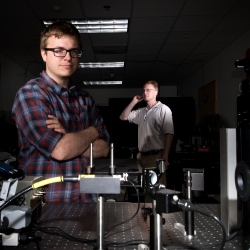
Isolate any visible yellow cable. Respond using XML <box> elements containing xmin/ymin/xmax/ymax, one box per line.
<box><xmin>31</xmin><ymin>175</ymin><xmax>96</xmax><ymax>189</ymax></box>
<box><xmin>79</xmin><ymin>174</ymin><xmax>95</xmax><ymax>178</ymax></box>
<box><xmin>32</xmin><ymin>176</ymin><xmax>64</xmax><ymax>189</ymax></box>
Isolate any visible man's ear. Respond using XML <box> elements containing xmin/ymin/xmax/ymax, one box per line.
<box><xmin>41</xmin><ymin>49</ymin><xmax>47</xmax><ymax>63</ymax></box>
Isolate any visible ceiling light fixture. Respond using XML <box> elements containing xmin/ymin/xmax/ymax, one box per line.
<box><xmin>78</xmin><ymin>62</ymin><xmax>124</xmax><ymax>68</ymax></box>
<box><xmin>83</xmin><ymin>81</ymin><xmax>122</xmax><ymax>85</ymax></box>
<box><xmin>43</xmin><ymin>19</ymin><xmax>128</xmax><ymax>33</ymax></box>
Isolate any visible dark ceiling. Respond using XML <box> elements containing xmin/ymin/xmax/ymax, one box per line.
<box><xmin>1</xmin><ymin>0</ymin><xmax>250</xmax><ymax>89</ymax></box>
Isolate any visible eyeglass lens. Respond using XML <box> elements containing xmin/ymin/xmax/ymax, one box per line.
<box><xmin>53</xmin><ymin>48</ymin><xmax>82</xmax><ymax>58</ymax></box>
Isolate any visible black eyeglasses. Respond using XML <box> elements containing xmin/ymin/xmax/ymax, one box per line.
<box><xmin>44</xmin><ymin>48</ymin><xmax>83</xmax><ymax>58</ymax></box>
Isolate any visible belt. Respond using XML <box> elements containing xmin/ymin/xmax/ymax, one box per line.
<box><xmin>140</xmin><ymin>149</ymin><xmax>163</xmax><ymax>156</ymax></box>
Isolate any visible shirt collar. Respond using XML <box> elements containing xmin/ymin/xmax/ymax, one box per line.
<box><xmin>40</xmin><ymin>71</ymin><xmax>76</xmax><ymax>96</ymax></box>
<box><xmin>146</xmin><ymin>101</ymin><xmax>161</xmax><ymax>111</ymax></box>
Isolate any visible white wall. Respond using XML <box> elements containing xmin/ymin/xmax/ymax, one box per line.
<box><xmin>180</xmin><ymin>30</ymin><xmax>250</xmax><ymax>128</ymax></box>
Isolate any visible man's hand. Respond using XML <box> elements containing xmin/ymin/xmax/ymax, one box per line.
<box><xmin>164</xmin><ymin>158</ymin><xmax>169</xmax><ymax>169</ymax></box>
<box><xmin>51</xmin><ymin>126</ymin><xmax>99</xmax><ymax>161</ymax></box>
<box><xmin>46</xmin><ymin>115</ymin><xmax>66</xmax><ymax>134</ymax></box>
<box><xmin>133</xmin><ymin>95</ymin><xmax>143</xmax><ymax>104</ymax></box>
<box><xmin>120</xmin><ymin>95</ymin><xmax>143</xmax><ymax>120</ymax></box>
<box><xmin>162</xmin><ymin>152</ymin><xmax>170</xmax><ymax>169</ymax></box>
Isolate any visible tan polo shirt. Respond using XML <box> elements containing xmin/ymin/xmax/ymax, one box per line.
<box><xmin>128</xmin><ymin>101</ymin><xmax>174</xmax><ymax>152</ymax></box>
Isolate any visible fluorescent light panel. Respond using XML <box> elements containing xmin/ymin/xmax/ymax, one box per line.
<box><xmin>43</xmin><ymin>20</ymin><xmax>128</xmax><ymax>33</ymax></box>
<box><xmin>84</xmin><ymin>81</ymin><xmax>122</xmax><ymax>85</ymax></box>
<box><xmin>79</xmin><ymin>62</ymin><xmax>124</xmax><ymax>68</ymax></box>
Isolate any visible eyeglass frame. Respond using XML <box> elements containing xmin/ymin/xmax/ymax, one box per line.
<box><xmin>43</xmin><ymin>48</ymin><xmax>83</xmax><ymax>58</ymax></box>
<box><xmin>141</xmin><ymin>88</ymin><xmax>157</xmax><ymax>93</ymax></box>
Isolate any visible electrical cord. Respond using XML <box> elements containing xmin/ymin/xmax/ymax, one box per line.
<box><xmin>0</xmin><ymin>175</ymin><xmax>91</xmax><ymax>212</ymax></box>
<box><xmin>31</xmin><ymin>188</ymin><xmax>234</xmax><ymax>249</ymax></box>
<box><xmin>32</xmin><ymin>224</ymin><xmax>148</xmax><ymax>248</ymax></box>
<box><xmin>0</xmin><ymin>175</ymin><xmax>229</xmax><ymax>249</ymax></box>
<box><xmin>226</xmin><ymin>226</ymin><xmax>242</xmax><ymax>242</ymax></box>
<box><xmin>5</xmin><ymin>175</ymin><xmax>230</xmax><ymax>249</ymax></box>
<box><xmin>0</xmin><ymin>175</ymin><xmax>144</xmax><ymax>248</ymax></box>
<box><xmin>163</xmin><ymin>244</ymin><xmax>222</xmax><ymax>249</ymax></box>
<box><xmin>16</xmin><ymin>194</ymin><xmax>26</xmax><ymax>206</ymax></box>
<box><xmin>0</xmin><ymin>185</ymin><xmax>33</xmax><ymax>212</ymax></box>
<box><xmin>105</xmin><ymin>239</ymin><xmax>149</xmax><ymax>248</ymax></box>
<box><xmin>19</xmin><ymin>229</ymin><xmax>42</xmax><ymax>249</ymax></box>
<box><xmin>29</xmin><ymin>177</ymin><xmax>143</xmax><ymax>249</ymax></box>
<box><xmin>177</xmin><ymin>199</ymin><xmax>227</xmax><ymax>250</ymax></box>
<box><xmin>32</xmin><ymin>223</ymin><xmax>96</xmax><ymax>246</ymax></box>
<box><xmin>104</xmin><ymin>179</ymin><xmax>148</xmax><ymax>248</ymax></box>
<box><xmin>104</xmin><ymin>179</ymin><xmax>140</xmax><ymax>238</ymax></box>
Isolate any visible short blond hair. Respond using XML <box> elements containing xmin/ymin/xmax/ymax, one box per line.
<box><xmin>40</xmin><ymin>20</ymin><xmax>82</xmax><ymax>49</ymax></box>
<box><xmin>143</xmin><ymin>80</ymin><xmax>158</xmax><ymax>90</ymax></box>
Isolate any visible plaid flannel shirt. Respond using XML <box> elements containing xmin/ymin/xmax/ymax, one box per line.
<box><xmin>12</xmin><ymin>71</ymin><xmax>110</xmax><ymax>202</ymax></box>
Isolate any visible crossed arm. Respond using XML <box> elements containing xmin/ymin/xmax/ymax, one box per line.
<box><xmin>46</xmin><ymin>115</ymin><xmax>109</xmax><ymax>161</ymax></box>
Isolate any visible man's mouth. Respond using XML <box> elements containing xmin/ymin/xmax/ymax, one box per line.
<box><xmin>61</xmin><ymin>64</ymin><xmax>72</xmax><ymax>68</ymax></box>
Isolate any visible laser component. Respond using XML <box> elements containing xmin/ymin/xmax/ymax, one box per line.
<box><xmin>109</xmin><ymin>143</ymin><xmax>116</xmax><ymax>175</ymax></box>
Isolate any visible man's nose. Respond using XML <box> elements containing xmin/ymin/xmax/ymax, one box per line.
<box><xmin>64</xmin><ymin>51</ymin><xmax>72</xmax><ymax>59</ymax></box>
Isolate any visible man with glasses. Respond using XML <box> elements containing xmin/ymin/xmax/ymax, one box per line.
<box><xmin>12</xmin><ymin>21</ymin><xmax>110</xmax><ymax>202</ymax></box>
<box><xmin>119</xmin><ymin>80</ymin><xmax>174</xmax><ymax>186</ymax></box>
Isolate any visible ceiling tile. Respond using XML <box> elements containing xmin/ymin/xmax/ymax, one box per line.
<box><xmin>129</xmin><ymin>32</ymin><xmax>168</xmax><ymax>45</ymax></box>
<box><xmin>0</xmin><ymin>0</ymin><xmax>250</xmax><ymax>88</ymax></box>
<box><xmin>130</xmin><ymin>17</ymin><xmax>176</xmax><ymax>33</ymax></box>
<box><xmin>166</xmin><ymin>31</ymin><xmax>208</xmax><ymax>43</ymax></box>
<box><xmin>90</xmin><ymin>34</ymin><xmax>128</xmax><ymax>46</ymax></box>
<box><xmin>173</xmin><ymin>16</ymin><xmax>223</xmax><ymax>31</ymax></box>
<box><xmin>127</xmin><ymin>43</ymin><xmax>162</xmax><ymax>55</ymax></box>
<box><xmin>27</xmin><ymin>0</ymin><xmax>84</xmax><ymax>19</ymax></box>
<box><xmin>82</xmin><ymin>0</ymin><xmax>132</xmax><ymax>17</ymax></box>
<box><xmin>132</xmin><ymin>0</ymin><xmax>186</xmax><ymax>17</ymax></box>
<box><xmin>181</xmin><ymin>0</ymin><xmax>238</xmax><ymax>15</ymax></box>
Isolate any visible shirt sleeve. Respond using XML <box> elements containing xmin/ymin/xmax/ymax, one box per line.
<box><xmin>85</xmin><ymin>93</ymin><xmax>110</xmax><ymax>144</ymax></box>
<box><xmin>127</xmin><ymin>108</ymin><xmax>142</xmax><ymax>124</ymax></box>
<box><xmin>12</xmin><ymin>84</ymin><xmax>62</xmax><ymax>159</ymax></box>
<box><xmin>161</xmin><ymin>105</ymin><xmax>174</xmax><ymax>135</ymax></box>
